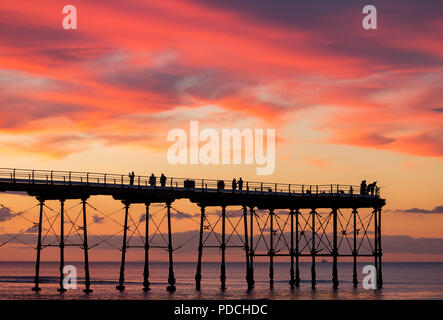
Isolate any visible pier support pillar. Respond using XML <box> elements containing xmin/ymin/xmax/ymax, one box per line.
<box><xmin>220</xmin><ymin>205</ymin><xmax>227</xmax><ymax>291</ymax></box>
<box><xmin>311</xmin><ymin>209</ymin><xmax>317</xmax><ymax>289</ymax></box>
<box><xmin>378</xmin><ymin>208</ymin><xmax>383</xmax><ymax>288</ymax></box>
<box><xmin>332</xmin><ymin>208</ymin><xmax>339</xmax><ymax>289</ymax></box>
<box><xmin>373</xmin><ymin>207</ymin><xmax>379</xmax><ymax>289</ymax></box>
<box><xmin>57</xmin><ymin>199</ymin><xmax>66</xmax><ymax>293</ymax></box>
<box><xmin>82</xmin><ymin>198</ymin><xmax>92</xmax><ymax>293</ymax></box>
<box><xmin>248</xmin><ymin>207</ymin><xmax>255</xmax><ymax>290</ymax></box>
<box><xmin>143</xmin><ymin>203</ymin><xmax>151</xmax><ymax>292</ymax></box>
<box><xmin>289</xmin><ymin>209</ymin><xmax>295</xmax><ymax>289</ymax></box>
<box><xmin>32</xmin><ymin>199</ymin><xmax>44</xmax><ymax>292</ymax></box>
<box><xmin>352</xmin><ymin>208</ymin><xmax>358</xmax><ymax>287</ymax></box>
<box><xmin>269</xmin><ymin>209</ymin><xmax>274</xmax><ymax>289</ymax></box>
<box><xmin>195</xmin><ymin>205</ymin><xmax>205</xmax><ymax>290</ymax></box>
<box><xmin>295</xmin><ymin>209</ymin><xmax>300</xmax><ymax>287</ymax></box>
<box><xmin>116</xmin><ymin>201</ymin><xmax>130</xmax><ymax>291</ymax></box>
<box><xmin>166</xmin><ymin>202</ymin><xmax>176</xmax><ymax>292</ymax></box>
<box><xmin>243</xmin><ymin>205</ymin><xmax>250</xmax><ymax>290</ymax></box>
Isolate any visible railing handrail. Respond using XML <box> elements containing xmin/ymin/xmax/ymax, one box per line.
<box><xmin>0</xmin><ymin>167</ymin><xmax>381</xmax><ymax>197</ymax></box>
<box><xmin>0</xmin><ymin>167</ymin><xmax>358</xmax><ymax>186</ymax></box>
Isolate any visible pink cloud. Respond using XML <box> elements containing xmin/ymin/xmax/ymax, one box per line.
<box><xmin>0</xmin><ymin>0</ymin><xmax>441</xmax><ymax>159</ymax></box>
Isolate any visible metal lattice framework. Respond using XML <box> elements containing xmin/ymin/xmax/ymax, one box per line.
<box><xmin>0</xmin><ymin>168</ymin><xmax>385</xmax><ymax>293</ymax></box>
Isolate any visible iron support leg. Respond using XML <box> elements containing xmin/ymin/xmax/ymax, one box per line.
<box><xmin>353</xmin><ymin>208</ymin><xmax>358</xmax><ymax>287</ymax></box>
<box><xmin>166</xmin><ymin>202</ymin><xmax>176</xmax><ymax>292</ymax></box>
<box><xmin>289</xmin><ymin>209</ymin><xmax>295</xmax><ymax>289</ymax></box>
<box><xmin>332</xmin><ymin>208</ymin><xmax>339</xmax><ymax>289</ymax></box>
<box><xmin>57</xmin><ymin>199</ymin><xmax>66</xmax><ymax>293</ymax></box>
<box><xmin>220</xmin><ymin>205</ymin><xmax>227</xmax><ymax>290</ymax></box>
<box><xmin>195</xmin><ymin>205</ymin><xmax>205</xmax><ymax>290</ymax></box>
<box><xmin>295</xmin><ymin>209</ymin><xmax>300</xmax><ymax>287</ymax></box>
<box><xmin>82</xmin><ymin>199</ymin><xmax>92</xmax><ymax>293</ymax></box>
<box><xmin>243</xmin><ymin>205</ymin><xmax>250</xmax><ymax>290</ymax></box>
<box><xmin>374</xmin><ymin>208</ymin><xmax>379</xmax><ymax>289</ymax></box>
<box><xmin>143</xmin><ymin>203</ymin><xmax>151</xmax><ymax>291</ymax></box>
<box><xmin>116</xmin><ymin>201</ymin><xmax>130</xmax><ymax>291</ymax></box>
<box><xmin>311</xmin><ymin>209</ymin><xmax>316</xmax><ymax>289</ymax></box>
<box><xmin>249</xmin><ymin>207</ymin><xmax>255</xmax><ymax>289</ymax></box>
<box><xmin>378</xmin><ymin>208</ymin><xmax>383</xmax><ymax>288</ymax></box>
<box><xmin>32</xmin><ymin>200</ymin><xmax>44</xmax><ymax>292</ymax></box>
<box><xmin>269</xmin><ymin>209</ymin><xmax>274</xmax><ymax>289</ymax></box>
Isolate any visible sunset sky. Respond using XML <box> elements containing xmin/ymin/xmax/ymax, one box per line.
<box><xmin>0</xmin><ymin>0</ymin><xmax>442</xmax><ymax>262</ymax></box>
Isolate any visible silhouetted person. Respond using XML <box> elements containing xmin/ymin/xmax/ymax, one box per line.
<box><xmin>149</xmin><ymin>173</ymin><xmax>156</xmax><ymax>187</ymax></box>
<box><xmin>367</xmin><ymin>182</ymin><xmax>372</xmax><ymax>195</ymax></box>
<box><xmin>368</xmin><ymin>181</ymin><xmax>377</xmax><ymax>196</ymax></box>
<box><xmin>238</xmin><ymin>177</ymin><xmax>243</xmax><ymax>191</ymax></box>
<box><xmin>160</xmin><ymin>173</ymin><xmax>167</xmax><ymax>187</ymax></box>
<box><xmin>372</xmin><ymin>181</ymin><xmax>377</xmax><ymax>195</ymax></box>
<box><xmin>129</xmin><ymin>172</ymin><xmax>135</xmax><ymax>185</ymax></box>
<box><xmin>232</xmin><ymin>178</ymin><xmax>237</xmax><ymax>191</ymax></box>
<box><xmin>360</xmin><ymin>180</ymin><xmax>367</xmax><ymax>195</ymax></box>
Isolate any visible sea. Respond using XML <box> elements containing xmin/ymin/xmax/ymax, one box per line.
<box><xmin>0</xmin><ymin>261</ymin><xmax>442</xmax><ymax>300</ymax></box>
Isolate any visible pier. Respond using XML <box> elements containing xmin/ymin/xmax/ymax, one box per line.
<box><xmin>0</xmin><ymin>168</ymin><xmax>385</xmax><ymax>292</ymax></box>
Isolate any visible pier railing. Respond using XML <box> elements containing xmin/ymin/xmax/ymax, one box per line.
<box><xmin>0</xmin><ymin>168</ymin><xmax>380</xmax><ymax>197</ymax></box>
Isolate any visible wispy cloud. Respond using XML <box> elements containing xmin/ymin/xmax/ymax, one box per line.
<box><xmin>0</xmin><ymin>207</ymin><xmax>14</xmax><ymax>222</ymax></box>
<box><xmin>92</xmin><ymin>215</ymin><xmax>105</xmax><ymax>224</ymax></box>
<box><xmin>387</xmin><ymin>206</ymin><xmax>443</xmax><ymax>214</ymax></box>
<box><xmin>0</xmin><ymin>0</ymin><xmax>441</xmax><ymax>159</ymax></box>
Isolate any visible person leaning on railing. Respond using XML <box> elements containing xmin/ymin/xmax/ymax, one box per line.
<box><xmin>129</xmin><ymin>172</ymin><xmax>135</xmax><ymax>185</ymax></box>
<box><xmin>360</xmin><ymin>180</ymin><xmax>367</xmax><ymax>195</ymax></box>
<box><xmin>367</xmin><ymin>181</ymin><xmax>377</xmax><ymax>196</ymax></box>
<box><xmin>149</xmin><ymin>173</ymin><xmax>156</xmax><ymax>187</ymax></box>
<box><xmin>232</xmin><ymin>178</ymin><xmax>237</xmax><ymax>191</ymax></box>
<box><xmin>238</xmin><ymin>178</ymin><xmax>243</xmax><ymax>191</ymax></box>
<box><xmin>160</xmin><ymin>174</ymin><xmax>166</xmax><ymax>188</ymax></box>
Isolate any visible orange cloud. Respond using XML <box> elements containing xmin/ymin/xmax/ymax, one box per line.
<box><xmin>0</xmin><ymin>0</ymin><xmax>441</xmax><ymax>159</ymax></box>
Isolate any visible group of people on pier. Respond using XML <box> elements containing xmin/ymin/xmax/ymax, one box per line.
<box><xmin>360</xmin><ymin>180</ymin><xmax>377</xmax><ymax>196</ymax></box>
<box><xmin>217</xmin><ymin>178</ymin><xmax>244</xmax><ymax>190</ymax></box>
<box><xmin>128</xmin><ymin>172</ymin><xmax>167</xmax><ymax>187</ymax></box>
<box><xmin>231</xmin><ymin>177</ymin><xmax>244</xmax><ymax>191</ymax></box>
<box><xmin>129</xmin><ymin>172</ymin><xmax>376</xmax><ymax>196</ymax></box>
